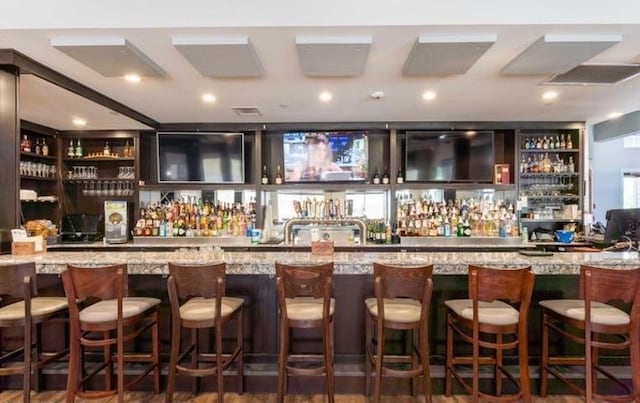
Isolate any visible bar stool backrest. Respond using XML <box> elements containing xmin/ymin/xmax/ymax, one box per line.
<box><xmin>372</xmin><ymin>263</ymin><xmax>433</xmax><ymax>302</ymax></box>
<box><xmin>275</xmin><ymin>262</ymin><xmax>334</xmax><ymax>299</ymax></box>
<box><xmin>579</xmin><ymin>265</ymin><xmax>640</xmax><ymax>306</ymax></box>
<box><xmin>0</xmin><ymin>262</ymin><xmax>37</xmax><ymax>299</ymax></box>
<box><xmin>468</xmin><ymin>264</ymin><xmax>534</xmax><ymax>305</ymax></box>
<box><xmin>63</xmin><ymin>264</ymin><xmax>128</xmax><ymax>302</ymax></box>
<box><xmin>168</xmin><ymin>262</ymin><xmax>226</xmax><ymax>299</ymax></box>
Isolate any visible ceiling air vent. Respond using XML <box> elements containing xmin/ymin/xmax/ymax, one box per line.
<box><xmin>544</xmin><ymin>63</ymin><xmax>640</xmax><ymax>85</ymax></box>
<box><xmin>232</xmin><ymin>106</ymin><xmax>262</xmax><ymax>116</ymax></box>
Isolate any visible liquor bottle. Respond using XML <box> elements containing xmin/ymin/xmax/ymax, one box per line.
<box><xmin>568</xmin><ymin>156</ymin><xmax>575</xmax><ymax>173</ymax></box>
<box><xmin>542</xmin><ymin>136</ymin><xmax>549</xmax><ymax>149</ymax></box>
<box><xmin>261</xmin><ymin>165</ymin><xmax>269</xmax><ymax>185</ymax></box>
<box><xmin>524</xmin><ymin>136</ymin><xmax>530</xmax><ymax>149</ymax></box>
<box><xmin>75</xmin><ymin>139</ymin><xmax>83</xmax><ymax>158</ymax></box>
<box><xmin>535</xmin><ymin>137</ymin><xmax>542</xmax><ymax>149</ymax></box>
<box><xmin>530</xmin><ymin>137</ymin><xmax>536</xmax><ymax>149</ymax></box>
<box><xmin>560</xmin><ymin>134</ymin><xmax>566</xmax><ymax>149</ymax></box>
<box><xmin>103</xmin><ymin>141</ymin><xmax>110</xmax><ymax>156</ymax></box>
<box><xmin>275</xmin><ymin>165</ymin><xmax>283</xmax><ymax>185</ymax></box>
<box><xmin>35</xmin><ymin>138</ymin><xmax>41</xmax><ymax>155</ymax></box>
<box><xmin>23</xmin><ymin>135</ymin><xmax>31</xmax><ymax>153</ymax></box>
<box><xmin>372</xmin><ymin>168</ymin><xmax>380</xmax><ymax>184</ymax></box>
<box><xmin>566</xmin><ymin>135</ymin><xmax>573</xmax><ymax>150</ymax></box>
<box><xmin>42</xmin><ymin>139</ymin><xmax>49</xmax><ymax>156</ymax></box>
<box><xmin>554</xmin><ymin>135</ymin><xmax>560</xmax><ymax>150</ymax></box>
<box><xmin>396</xmin><ymin>169</ymin><xmax>404</xmax><ymax>184</ymax></box>
<box><xmin>549</xmin><ymin>136</ymin><xmax>555</xmax><ymax>150</ymax></box>
<box><xmin>382</xmin><ymin>167</ymin><xmax>389</xmax><ymax>185</ymax></box>
<box><xmin>67</xmin><ymin>140</ymin><xmax>75</xmax><ymax>157</ymax></box>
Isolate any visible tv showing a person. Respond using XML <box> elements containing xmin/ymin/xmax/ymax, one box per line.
<box><xmin>283</xmin><ymin>132</ymin><xmax>368</xmax><ymax>182</ymax></box>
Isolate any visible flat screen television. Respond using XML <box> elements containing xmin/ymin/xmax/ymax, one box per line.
<box><xmin>282</xmin><ymin>131</ymin><xmax>368</xmax><ymax>182</ymax></box>
<box><xmin>157</xmin><ymin>132</ymin><xmax>244</xmax><ymax>183</ymax></box>
<box><xmin>405</xmin><ymin>131</ymin><xmax>494</xmax><ymax>182</ymax></box>
<box><xmin>604</xmin><ymin>208</ymin><xmax>640</xmax><ymax>243</ymax></box>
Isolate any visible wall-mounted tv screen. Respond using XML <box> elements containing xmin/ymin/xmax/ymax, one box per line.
<box><xmin>157</xmin><ymin>132</ymin><xmax>244</xmax><ymax>183</ymax></box>
<box><xmin>405</xmin><ymin>131</ymin><xmax>494</xmax><ymax>182</ymax></box>
<box><xmin>283</xmin><ymin>131</ymin><xmax>368</xmax><ymax>182</ymax></box>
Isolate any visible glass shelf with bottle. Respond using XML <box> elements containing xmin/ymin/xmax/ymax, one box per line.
<box><xmin>520</xmin><ymin>133</ymin><xmax>575</xmax><ymax>151</ymax></box>
<box><xmin>395</xmin><ymin>188</ymin><xmax>519</xmax><ymax>238</ymax></box>
<box><xmin>63</xmin><ymin>138</ymin><xmax>135</xmax><ymax>160</ymax></box>
<box><xmin>136</xmin><ymin>189</ymin><xmax>257</xmax><ymax>238</ymax></box>
<box><xmin>20</xmin><ymin>134</ymin><xmax>54</xmax><ymax>157</ymax></box>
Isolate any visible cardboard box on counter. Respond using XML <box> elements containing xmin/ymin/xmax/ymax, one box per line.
<box><xmin>11</xmin><ymin>235</ymin><xmax>47</xmax><ymax>255</ymax></box>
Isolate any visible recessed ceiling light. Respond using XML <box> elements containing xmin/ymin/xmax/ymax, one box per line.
<box><xmin>202</xmin><ymin>93</ymin><xmax>217</xmax><ymax>103</ymax></box>
<box><xmin>608</xmin><ymin>112</ymin><xmax>623</xmax><ymax>119</ymax></box>
<box><xmin>72</xmin><ymin>118</ymin><xmax>87</xmax><ymax>127</ymax></box>
<box><xmin>319</xmin><ymin>91</ymin><xmax>333</xmax><ymax>102</ymax></box>
<box><xmin>422</xmin><ymin>90</ymin><xmax>437</xmax><ymax>101</ymax></box>
<box><xmin>542</xmin><ymin>90</ymin><xmax>558</xmax><ymax>102</ymax></box>
<box><xmin>124</xmin><ymin>73</ymin><xmax>141</xmax><ymax>83</ymax></box>
<box><xmin>465</xmin><ymin>131</ymin><xmax>477</xmax><ymax>136</ymax></box>
<box><xmin>370</xmin><ymin>91</ymin><xmax>385</xmax><ymax>100</ymax></box>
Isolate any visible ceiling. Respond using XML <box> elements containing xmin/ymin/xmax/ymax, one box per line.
<box><xmin>3</xmin><ymin>22</ymin><xmax>640</xmax><ymax>130</ymax></box>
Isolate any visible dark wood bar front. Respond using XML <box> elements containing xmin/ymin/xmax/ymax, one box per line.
<box><xmin>1</xmin><ymin>250</ymin><xmax>638</xmax><ymax>395</ymax></box>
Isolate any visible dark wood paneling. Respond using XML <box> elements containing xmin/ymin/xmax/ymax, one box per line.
<box><xmin>0</xmin><ymin>67</ymin><xmax>19</xmax><ymax>229</ymax></box>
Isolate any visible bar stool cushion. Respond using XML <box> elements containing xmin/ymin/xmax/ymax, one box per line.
<box><xmin>540</xmin><ymin>299</ymin><xmax>630</xmax><ymax>326</ymax></box>
<box><xmin>79</xmin><ymin>297</ymin><xmax>161</xmax><ymax>323</ymax></box>
<box><xmin>0</xmin><ymin>297</ymin><xmax>68</xmax><ymax>320</ymax></box>
<box><xmin>285</xmin><ymin>297</ymin><xmax>335</xmax><ymax>321</ymax></box>
<box><xmin>365</xmin><ymin>297</ymin><xmax>422</xmax><ymax>323</ymax></box>
<box><xmin>445</xmin><ymin>299</ymin><xmax>519</xmax><ymax>326</ymax></box>
<box><xmin>179</xmin><ymin>296</ymin><xmax>244</xmax><ymax>321</ymax></box>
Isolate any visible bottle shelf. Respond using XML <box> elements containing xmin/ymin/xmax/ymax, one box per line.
<box><xmin>519</xmin><ymin>218</ymin><xmax>580</xmax><ymax>223</ymax></box>
<box><xmin>522</xmin><ymin>195</ymin><xmax>579</xmax><ymax>201</ymax></box>
<box><xmin>20</xmin><ymin>152</ymin><xmax>57</xmax><ymax>160</ymax></box>
<box><xmin>21</xmin><ymin>199</ymin><xmax>58</xmax><ymax>204</ymax></box>
<box><xmin>63</xmin><ymin>178</ymin><xmax>135</xmax><ymax>183</ymax></box>
<box><xmin>63</xmin><ymin>157</ymin><xmax>135</xmax><ymax>162</ymax></box>
<box><xmin>20</xmin><ymin>175</ymin><xmax>57</xmax><ymax>182</ymax></box>
<box><xmin>261</xmin><ymin>183</ymin><xmax>390</xmax><ymax>192</ymax></box>
<box><xmin>519</xmin><ymin>149</ymin><xmax>578</xmax><ymax>153</ymax></box>
<box><xmin>520</xmin><ymin>172</ymin><xmax>578</xmax><ymax>178</ymax></box>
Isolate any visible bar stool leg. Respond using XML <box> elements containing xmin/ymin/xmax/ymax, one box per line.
<box><xmin>373</xmin><ymin>317</ymin><xmax>385</xmax><ymax>403</ymax></box>
<box><xmin>152</xmin><ymin>312</ymin><xmax>160</xmax><ymax>394</ymax></box>
<box><xmin>495</xmin><ymin>333</ymin><xmax>503</xmax><ymax>397</ymax></box>
<box><xmin>324</xmin><ymin>317</ymin><xmax>335</xmax><ymax>403</ymax></box>
<box><xmin>277</xmin><ymin>321</ymin><xmax>289</xmax><ymax>403</ymax></box>
<box><xmin>445</xmin><ymin>313</ymin><xmax>453</xmax><ymax>396</ymax></box>
<box><xmin>630</xmin><ymin>325</ymin><xmax>640</xmax><ymax>402</ymax></box>
<box><xmin>419</xmin><ymin>323</ymin><xmax>432</xmax><ymax>403</ymax></box>
<box><xmin>104</xmin><ymin>331</ymin><xmax>112</xmax><ymax>392</ymax></box>
<box><xmin>216</xmin><ymin>325</ymin><xmax>224</xmax><ymax>403</ymax></box>
<box><xmin>472</xmin><ymin>325</ymin><xmax>480</xmax><ymax>401</ymax></box>
<box><xmin>518</xmin><ymin>326</ymin><xmax>531</xmax><ymax>403</ymax></box>
<box><xmin>591</xmin><ymin>334</ymin><xmax>599</xmax><ymax>397</ymax></box>
<box><xmin>411</xmin><ymin>329</ymin><xmax>418</xmax><ymax>397</ymax></box>
<box><xmin>585</xmin><ymin>326</ymin><xmax>593</xmax><ymax>403</ymax></box>
<box><xmin>540</xmin><ymin>311</ymin><xmax>549</xmax><ymax>397</ymax></box>
<box><xmin>117</xmin><ymin>323</ymin><xmax>125</xmax><ymax>403</ymax></box>
<box><xmin>191</xmin><ymin>328</ymin><xmax>199</xmax><ymax>394</ymax></box>
<box><xmin>365</xmin><ymin>311</ymin><xmax>372</xmax><ymax>397</ymax></box>
<box><xmin>237</xmin><ymin>308</ymin><xmax>244</xmax><ymax>394</ymax></box>
<box><xmin>165</xmin><ymin>313</ymin><xmax>180</xmax><ymax>403</ymax></box>
<box><xmin>34</xmin><ymin>322</ymin><xmax>42</xmax><ymax>393</ymax></box>
<box><xmin>66</xmin><ymin>330</ymin><xmax>80</xmax><ymax>402</ymax></box>
<box><xmin>24</xmin><ymin>321</ymin><xmax>32</xmax><ymax>403</ymax></box>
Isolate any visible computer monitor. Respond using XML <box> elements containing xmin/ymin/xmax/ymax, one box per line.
<box><xmin>604</xmin><ymin>208</ymin><xmax>640</xmax><ymax>243</ymax></box>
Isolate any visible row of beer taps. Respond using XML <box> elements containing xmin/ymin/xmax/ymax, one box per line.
<box><xmin>292</xmin><ymin>198</ymin><xmax>355</xmax><ymax>219</ymax></box>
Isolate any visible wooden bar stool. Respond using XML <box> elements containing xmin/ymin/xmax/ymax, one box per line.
<box><xmin>540</xmin><ymin>265</ymin><xmax>640</xmax><ymax>402</ymax></box>
<box><xmin>0</xmin><ymin>262</ymin><xmax>69</xmax><ymax>403</ymax></box>
<box><xmin>61</xmin><ymin>264</ymin><xmax>161</xmax><ymax>403</ymax></box>
<box><xmin>445</xmin><ymin>264</ymin><xmax>534</xmax><ymax>402</ymax></box>
<box><xmin>364</xmin><ymin>262</ymin><xmax>433</xmax><ymax>403</ymax></box>
<box><xmin>165</xmin><ymin>262</ymin><xmax>244</xmax><ymax>403</ymax></box>
<box><xmin>275</xmin><ymin>262</ymin><xmax>335</xmax><ymax>403</ymax></box>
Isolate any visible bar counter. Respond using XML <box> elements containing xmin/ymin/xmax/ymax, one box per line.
<box><xmin>1</xmin><ymin>250</ymin><xmax>638</xmax><ymax>275</ymax></box>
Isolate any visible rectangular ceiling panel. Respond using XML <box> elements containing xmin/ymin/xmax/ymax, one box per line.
<box><xmin>501</xmin><ymin>33</ymin><xmax>622</xmax><ymax>76</ymax></box>
<box><xmin>173</xmin><ymin>36</ymin><xmax>264</xmax><ymax>78</ymax></box>
<box><xmin>51</xmin><ymin>37</ymin><xmax>165</xmax><ymax>77</ymax></box>
<box><xmin>296</xmin><ymin>36</ymin><xmax>372</xmax><ymax>76</ymax></box>
<box><xmin>402</xmin><ymin>34</ymin><xmax>497</xmax><ymax>76</ymax></box>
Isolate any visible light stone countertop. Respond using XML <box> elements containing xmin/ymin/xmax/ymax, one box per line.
<box><xmin>1</xmin><ymin>251</ymin><xmax>638</xmax><ymax>275</ymax></box>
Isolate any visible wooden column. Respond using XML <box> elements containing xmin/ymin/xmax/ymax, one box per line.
<box><xmin>0</xmin><ymin>66</ymin><xmax>19</xmax><ymax>229</ymax></box>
